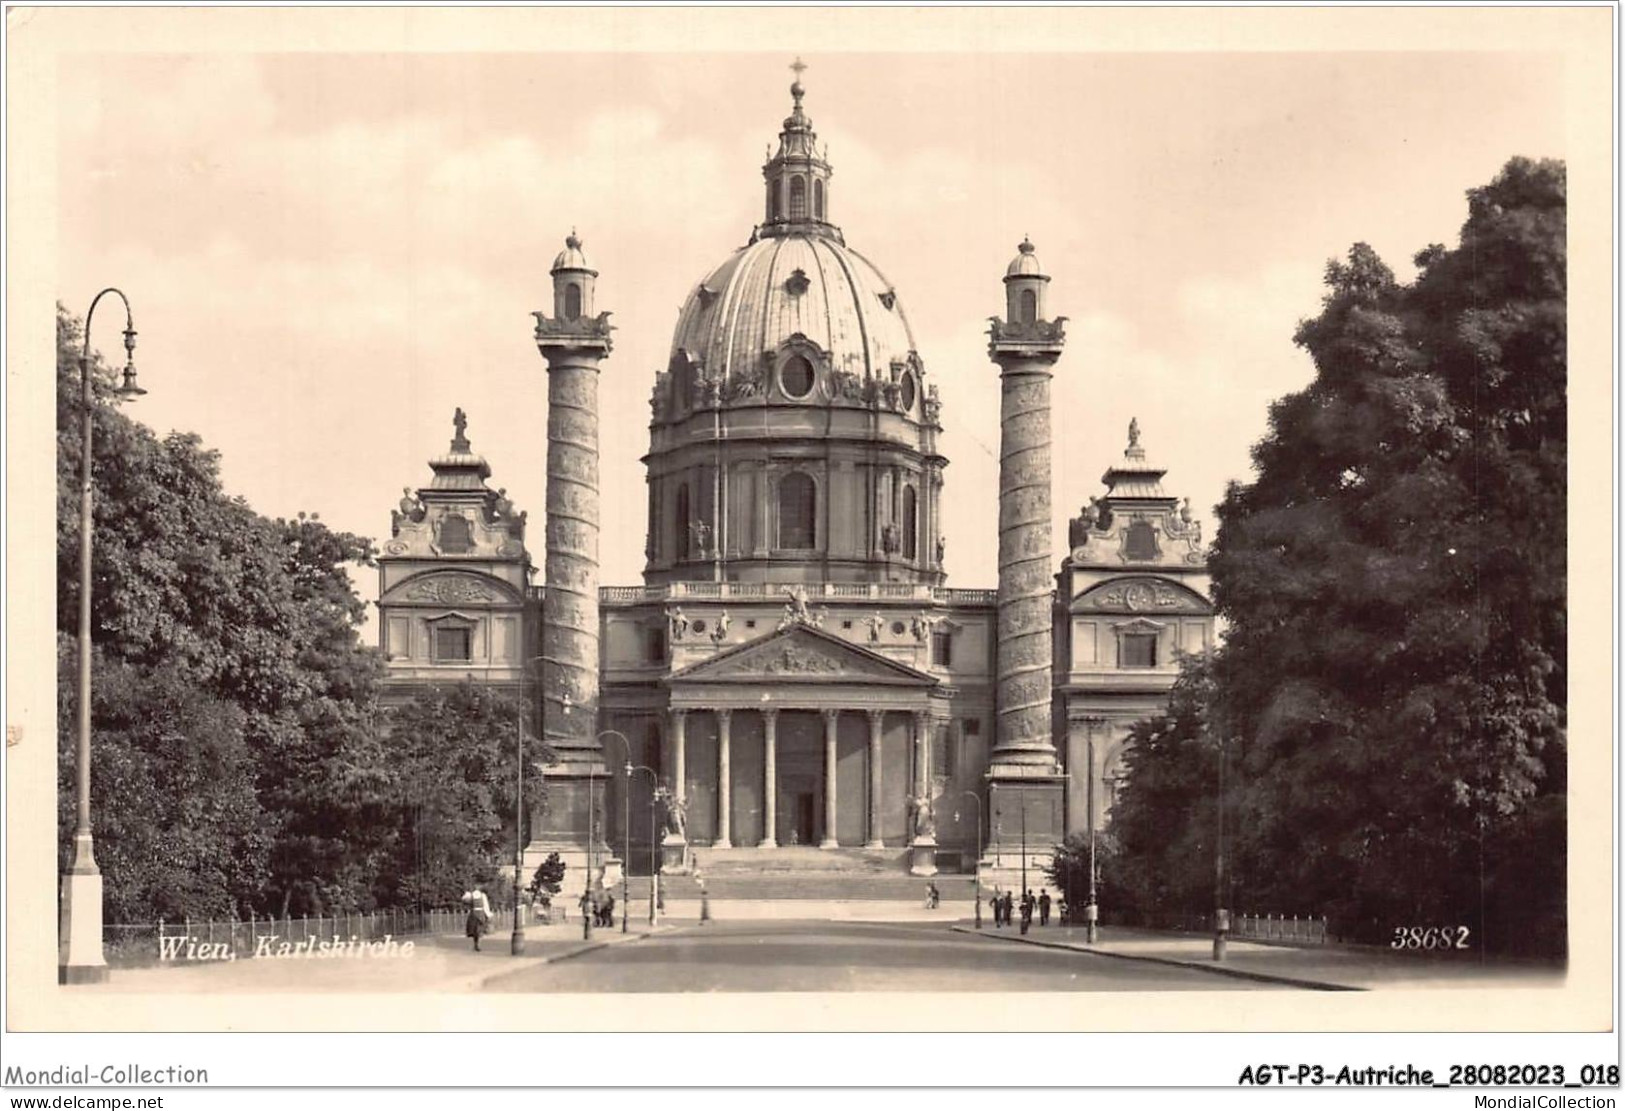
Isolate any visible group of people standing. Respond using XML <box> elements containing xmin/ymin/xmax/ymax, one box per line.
<box><xmin>989</xmin><ymin>887</ymin><xmax>1052</xmax><ymax>933</ymax></box>
<box><xmin>582</xmin><ymin>888</ymin><xmax>617</xmax><ymax>928</ymax></box>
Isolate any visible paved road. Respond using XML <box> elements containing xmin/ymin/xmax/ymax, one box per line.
<box><xmin>483</xmin><ymin>920</ymin><xmax>1281</xmax><ymax>992</ymax></box>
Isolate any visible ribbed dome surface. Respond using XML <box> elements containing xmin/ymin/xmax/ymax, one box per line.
<box><xmin>670</xmin><ymin>234</ymin><xmax>918</xmax><ymax>381</ymax></box>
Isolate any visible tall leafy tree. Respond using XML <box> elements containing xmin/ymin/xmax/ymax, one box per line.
<box><xmin>382</xmin><ymin>681</ymin><xmax>550</xmax><ymax>910</ymax></box>
<box><xmin>56</xmin><ymin>305</ymin><xmax>387</xmax><ymax>918</ymax></box>
<box><xmin>1107</xmin><ymin>159</ymin><xmax>1566</xmax><ymax>953</ymax></box>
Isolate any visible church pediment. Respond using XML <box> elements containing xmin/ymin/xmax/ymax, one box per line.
<box><xmin>1072</xmin><ymin>576</ymin><xmax>1211</xmax><ymax>615</ymax></box>
<box><xmin>667</xmin><ymin>624</ymin><xmax>937</xmax><ymax>686</ymax></box>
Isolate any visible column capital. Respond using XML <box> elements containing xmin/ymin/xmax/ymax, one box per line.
<box><xmin>761</xmin><ymin>706</ymin><xmax>779</xmax><ymax>724</ymax></box>
<box><xmin>670</xmin><ymin>707</ymin><xmax>688</xmax><ymax>723</ymax></box>
<box><xmin>866</xmin><ymin>707</ymin><xmax>886</xmax><ymax>727</ymax></box>
<box><xmin>716</xmin><ymin>707</ymin><xmax>733</xmax><ymax>725</ymax></box>
<box><xmin>822</xmin><ymin>707</ymin><xmax>842</xmax><ymax>727</ymax></box>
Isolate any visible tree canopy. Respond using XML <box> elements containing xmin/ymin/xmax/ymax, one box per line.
<box><xmin>1103</xmin><ymin>158</ymin><xmax>1566</xmax><ymax>954</ymax></box>
<box><xmin>56</xmin><ymin>305</ymin><xmax>549</xmax><ymax>921</ymax></box>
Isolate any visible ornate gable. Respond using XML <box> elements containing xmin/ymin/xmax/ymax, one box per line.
<box><xmin>667</xmin><ymin>624</ymin><xmax>938</xmax><ymax>686</ymax></box>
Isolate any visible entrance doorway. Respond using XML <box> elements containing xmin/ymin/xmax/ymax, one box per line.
<box><xmin>793</xmin><ymin>791</ymin><xmax>816</xmax><ymax>846</ymax></box>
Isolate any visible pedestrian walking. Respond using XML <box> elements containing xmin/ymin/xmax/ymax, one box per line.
<box><xmin>1020</xmin><ymin>890</ymin><xmax>1033</xmax><ymax>935</ymax></box>
<box><xmin>601</xmin><ymin>890</ymin><xmax>616</xmax><ymax>928</ymax></box>
<box><xmin>992</xmin><ymin>887</ymin><xmax>1003</xmax><ymax>927</ymax></box>
<box><xmin>1039</xmin><ymin>889</ymin><xmax>1052</xmax><ymax>926</ymax></box>
<box><xmin>1001</xmin><ymin>890</ymin><xmax>1014</xmax><ymax>928</ymax></box>
<box><xmin>463</xmin><ymin>887</ymin><xmax>492</xmax><ymax>951</ymax></box>
<box><xmin>925</xmin><ymin>882</ymin><xmax>940</xmax><ymax>910</ymax></box>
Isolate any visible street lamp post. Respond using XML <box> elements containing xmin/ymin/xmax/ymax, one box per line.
<box><xmin>596</xmin><ymin>730</ymin><xmax>633</xmax><ymax>933</ymax></box>
<box><xmin>1213</xmin><ymin>734</ymin><xmax>1229</xmax><ymax>962</ymax></box>
<box><xmin>1020</xmin><ymin>787</ymin><xmax>1029</xmax><ymax>934</ymax></box>
<box><xmin>583</xmin><ymin>764</ymin><xmax>596</xmax><ymax>941</ymax></box>
<box><xmin>511</xmin><ymin>653</ymin><xmax>546</xmax><ymax>957</ymax></box>
<box><xmin>61</xmin><ymin>289</ymin><xmax>146</xmax><ymax>986</ymax></box>
<box><xmin>627</xmin><ymin>765</ymin><xmax>659</xmax><ymax>925</ymax></box>
<box><xmin>1085</xmin><ymin>716</ymin><xmax>1102</xmax><ymax>944</ymax></box>
<box><xmin>956</xmin><ymin>791</ymin><xmax>983</xmax><ymax>929</ymax></box>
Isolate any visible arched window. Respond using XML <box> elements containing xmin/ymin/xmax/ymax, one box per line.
<box><xmin>439</xmin><ymin>515</ymin><xmax>473</xmax><ymax>554</ymax></box>
<box><xmin>1019</xmin><ymin>288</ymin><xmax>1038</xmax><ymax>324</ymax></box>
<box><xmin>813</xmin><ymin>179</ymin><xmax>824</xmax><ymax>220</ymax></box>
<box><xmin>565</xmin><ymin>282</ymin><xmax>583</xmax><ymax>321</ymax></box>
<box><xmin>789</xmin><ymin>175</ymin><xmax>807</xmax><ymax>220</ymax></box>
<box><xmin>902</xmin><ymin>486</ymin><xmax>918</xmax><ymax>561</ymax></box>
<box><xmin>769</xmin><ymin>182</ymin><xmax>782</xmax><ymax>221</ymax></box>
<box><xmin>778</xmin><ymin>472</ymin><xmax>817</xmax><ymax>549</ymax></box>
<box><xmin>675</xmin><ymin>484</ymin><xmax>691</xmax><ymax>560</ymax></box>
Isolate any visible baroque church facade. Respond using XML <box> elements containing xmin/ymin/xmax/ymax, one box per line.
<box><xmin>375</xmin><ymin>73</ymin><xmax>1213</xmax><ymax>891</ymax></box>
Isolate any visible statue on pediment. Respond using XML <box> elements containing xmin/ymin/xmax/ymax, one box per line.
<box><xmin>864</xmin><ymin>612</ymin><xmax>885</xmax><ymax>643</ymax></box>
<box><xmin>668</xmin><ymin>606</ymin><xmax>690</xmax><ymax>642</ymax></box>
<box><xmin>935</xmin><ymin>534</ymin><xmax>946</xmax><ymax>565</ymax></box>
<box><xmin>780</xmin><ymin>584</ymin><xmax>813</xmax><ymax>629</ymax></box>
<box><xmin>492</xmin><ymin>488</ymin><xmax>514</xmax><ymax>520</ymax></box>
<box><xmin>711</xmin><ymin>609</ymin><xmax>731</xmax><ymax>643</ymax></box>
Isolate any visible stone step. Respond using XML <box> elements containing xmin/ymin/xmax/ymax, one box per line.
<box><xmin>603</xmin><ymin>873</ymin><xmax>977</xmax><ymax>901</ymax></box>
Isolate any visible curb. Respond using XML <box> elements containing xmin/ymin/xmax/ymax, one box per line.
<box><xmin>949</xmin><ymin>926</ymin><xmax>1362</xmax><ymax>992</ymax></box>
<box><xmin>473</xmin><ymin>926</ymin><xmax>672</xmax><ymax>988</ymax></box>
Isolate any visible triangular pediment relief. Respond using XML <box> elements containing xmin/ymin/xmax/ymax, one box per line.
<box><xmin>668</xmin><ymin>624</ymin><xmax>937</xmax><ymax>686</ymax></box>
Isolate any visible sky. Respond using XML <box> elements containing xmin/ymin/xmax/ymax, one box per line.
<box><xmin>55</xmin><ymin>45</ymin><xmax>1567</xmax><ymax>630</ymax></box>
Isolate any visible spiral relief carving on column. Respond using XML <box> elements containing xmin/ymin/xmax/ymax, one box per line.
<box><xmin>544</xmin><ymin>360</ymin><xmax>601</xmax><ymax>752</ymax></box>
<box><xmin>994</xmin><ymin>367</ymin><xmax>1056</xmax><ymax>761</ymax></box>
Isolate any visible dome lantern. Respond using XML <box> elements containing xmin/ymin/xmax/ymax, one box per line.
<box><xmin>761</xmin><ymin>57</ymin><xmax>836</xmax><ymax>238</ymax></box>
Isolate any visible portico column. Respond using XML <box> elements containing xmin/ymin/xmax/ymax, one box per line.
<box><xmin>715</xmin><ymin>709</ymin><xmax>733</xmax><ymax>848</ymax></box>
<box><xmin>820</xmin><ymin>709</ymin><xmax>840</xmax><ymax>849</ymax></box>
<box><xmin>865</xmin><ymin>710</ymin><xmax>885</xmax><ymax>849</ymax></box>
<box><xmin>760</xmin><ymin>709</ymin><xmax>779</xmax><ymax>848</ymax></box>
<box><xmin>671</xmin><ymin>709</ymin><xmax>687</xmax><ymax>804</ymax></box>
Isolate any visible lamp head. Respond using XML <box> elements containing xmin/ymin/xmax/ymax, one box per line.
<box><xmin>116</xmin><ymin>326</ymin><xmax>145</xmax><ymax>397</ymax></box>
<box><xmin>116</xmin><ymin>360</ymin><xmax>147</xmax><ymax>399</ymax></box>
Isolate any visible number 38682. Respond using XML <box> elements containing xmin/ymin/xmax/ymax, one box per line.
<box><xmin>1391</xmin><ymin>926</ymin><xmax>1470</xmax><ymax>950</ymax></box>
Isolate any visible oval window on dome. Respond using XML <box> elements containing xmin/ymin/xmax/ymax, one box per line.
<box><xmin>899</xmin><ymin>371</ymin><xmax>918</xmax><ymax>412</ymax></box>
<box><xmin>780</xmin><ymin>354</ymin><xmax>816</xmax><ymax>400</ymax></box>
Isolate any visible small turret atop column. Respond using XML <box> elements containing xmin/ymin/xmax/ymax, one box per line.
<box><xmin>550</xmin><ymin>230</ymin><xmax>598</xmax><ymax>322</ymax></box>
<box><xmin>1003</xmin><ymin>237</ymin><xmax>1051</xmax><ymax>324</ymax></box>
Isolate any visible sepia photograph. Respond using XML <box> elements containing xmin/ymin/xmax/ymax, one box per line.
<box><xmin>3</xmin><ymin>2</ymin><xmax>1617</xmax><ymax>1095</ymax></box>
